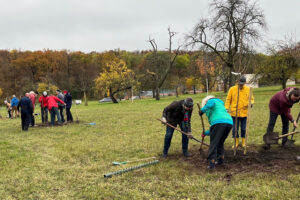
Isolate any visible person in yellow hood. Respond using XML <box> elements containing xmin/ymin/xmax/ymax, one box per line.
<box><xmin>225</xmin><ymin>76</ymin><xmax>254</xmax><ymax>148</ymax></box>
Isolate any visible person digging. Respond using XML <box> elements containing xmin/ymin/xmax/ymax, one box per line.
<box><xmin>199</xmin><ymin>96</ymin><xmax>233</xmax><ymax>169</ymax></box>
<box><xmin>265</xmin><ymin>87</ymin><xmax>300</xmax><ymax>148</ymax></box>
<box><xmin>161</xmin><ymin>97</ymin><xmax>194</xmax><ymax>158</ymax></box>
<box><xmin>225</xmin><ymin>76</ymin><xmax>254</xmax><ymax>149</ymax></box>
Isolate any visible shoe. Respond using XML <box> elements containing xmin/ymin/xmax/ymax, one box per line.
<box><xmin>162</xmin><ymin>153</ymin><xmax>168</xmax><ymax>158</ymax></box>
<box><xmin>183</xmin><ymin>152</ymin><xmax>192</xmax><ymax>157</ymax></box>
<box><xmin>207</xmin><ymin>160</ymin><xmax>215</xmax><ymax>169</ymax></box>
<box><xmin>242</xmin><ymin>138</ymin><xmax>246</xmax><ymax>148</ymax></box>
<box><xmin>215</xmin><ymin>157</ymin><xmax>224</xmax><ymax>166</ymax></box>
<box><xmin>282</xmin><ymin>139</ymin><xmax>295</xmax><ymax>148</ymax></box>
<box><xmin>232</xmin><ymin>138</ymin><xmax>239</xmax><ymax>148</ymax></box>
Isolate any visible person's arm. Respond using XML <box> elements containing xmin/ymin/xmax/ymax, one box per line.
<box><xmin>225</xmin><ymin>87</ymin><xmax>232</xmax><ymax>110</ymax></box>
<box><xmin>54</xmin><ymin>96</ymin><xmax>65</xmax><ymax>105</ymax></box>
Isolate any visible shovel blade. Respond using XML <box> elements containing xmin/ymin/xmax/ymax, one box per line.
<box><xmin>263</xmin><ymin>132</ymin><xmax>279</xmax><ymax>145</ymax></box>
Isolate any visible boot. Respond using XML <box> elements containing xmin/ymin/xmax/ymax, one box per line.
<box><xmin>242</xmin><ymin>138</ymin><xmax>246</xmax><ymax>148</ymax></box>
<box><xmin>207</xmin><ymin>160</ymin><xmax>215</xmax><ymax>169</ymax></box>
<box><xmin>232</xmin><ymin>138</ymin><xmax>239</xmax><ymax>148</ymax></box>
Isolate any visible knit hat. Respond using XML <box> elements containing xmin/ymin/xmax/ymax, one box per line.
<box><xmin>184</xmin><ymin>97</ymin><xmax>194</xmax><ymax>108</ymax></box>
<box><xmin>63</xmin><ymin>90</ymin><xmax>68</xmax><ymax>94</ymax></box>
<box><xmin>201</xmin><ymin>95</ymin><xmax>215</xmax><ymax>108</ymax></box>
<box><xmin>239</xmin><ymin>76</ymin><xmax>246</xmax><ymax>85</ymax></box>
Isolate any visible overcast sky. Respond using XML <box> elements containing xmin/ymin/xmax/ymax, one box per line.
<box><xmin>0</xmin><ymin>0</ymin><xmax>299</xmax><ymax>53</ymax></box>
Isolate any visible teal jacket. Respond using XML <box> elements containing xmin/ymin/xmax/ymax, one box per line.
<box><xmin>201</xmin><ymin>98</ymin><xmax>233</xmax><ymax>126</ymax></box>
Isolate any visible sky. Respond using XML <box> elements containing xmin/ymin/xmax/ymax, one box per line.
<box><xmin>0</xmin><ymin>0</ymin><xmax>299</xmax><ymax>53</ymax></box>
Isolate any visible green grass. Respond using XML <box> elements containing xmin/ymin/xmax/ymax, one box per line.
<box><xmin>0</xmin><ymin>85</ymin><xmax>300</xmax><ymax>199</ymax></box>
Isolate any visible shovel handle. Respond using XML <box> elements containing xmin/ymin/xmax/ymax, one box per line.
<box><xmin>156</xmin><ymin>118</ymin><xmax>209</xmax><ymax>146</ymax></box>
<box><xmin>277</xmin><ymin>131</ymin><xmax>299</xmax><ymax>139</ymax></box>
<box><xmin>197</xmin><ymin>103</ymin><xmax>205</xmax><ymax>133</ymax></box>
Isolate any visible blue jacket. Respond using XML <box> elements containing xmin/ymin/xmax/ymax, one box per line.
<box><xmin>11</xmin><ymin>97</ymin><xmax>19</xmax><ymax>107</ymax></box>
<box><xmin>201</xmin><ymin>98</ymin><xmax>233</xmax><ymax>126</ymax></box>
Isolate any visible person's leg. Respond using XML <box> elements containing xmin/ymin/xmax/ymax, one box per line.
<box><xmin>232</xmin><ymin>117</ymin><xmax>240</xmax><ymax>138</ymax></box>
<box><xmin>163</xmin><ymin>126</ymin><xmax>175</xmax><ymax>156</ymax></box>
<box><xmin>267</xmin><ymin>111</ymin><xmax>278</xmax><ymax>133</ymax></box>
<box><xmin>240</xmin><ymin>117</ymin><xmax>247</xmax><ymax>147</ymax></box>
<box><xmin>54</xmin><ymin>107</ymin><xmax>61</xmax><ymax>123</ymax></box>
<box><xmin>41</xmin><ymin>107</ymin><xmax>45</xmax><ymax>123</ymax></box>
<box><xmin>45</xmin><ymin>108</ymin><xmax>48</xmax><ymax>123</ymax></box>
<box><xmin>24</xmin><ymin>112</ymin><xmax>30</xmax><ymax>130</ymax></box>
<box><xmin>280</xmin><ymin>114</ymin><xmax>289</xmax><ymax>145</ymax></box>
<box><xmin>50</xmin><ymin>109</ymin><xmax>55</xmax><ymax>125</ymax></box>
<box><xmin>59</xmin><ymin>106</ymin><xmax>65</xmax><ymax>122</ymax></box>
<box><xmin>207</xmin><ymin>124</ymin><xmax>225</xmax><ymax>169</ymax></box>
<box><xmin>8</xmin><ymin>110</ymin><xmax>11</xmax><ymax>118</ymax></box>
<box><xmin>21</xmin><ymin>112</ymin><xmax>25</xmax><ymax>130</ymax></box>
<box><xmin>179</xmin><ymin>124</ymin><xmax>189</xmax><ymax>156</ymax></box>
<box><xmin>66</xmin><ymin>108</ymin><xmax>70</xmax><ymax>121</ymax></box>
<box><xmin>69</xmin><ymin>108</ymin><xmax>73</xmax><ymax>122</ymax></box>
<box><xmin>216</xmin><ymin>124</ymin><xmax>232</xmax><ymax>164</ymax></box>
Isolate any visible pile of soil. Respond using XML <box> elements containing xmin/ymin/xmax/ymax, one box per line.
<box><xmin>163</xmin><ymin>144</ymin><xmax>300</xmax><ymax>176</ymax></box>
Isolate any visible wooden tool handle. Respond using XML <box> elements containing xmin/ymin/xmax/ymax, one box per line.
<box><xmin>277</xmin><ymin>131</ymin><xmax>299</xmax><ymax>139</ymax></box>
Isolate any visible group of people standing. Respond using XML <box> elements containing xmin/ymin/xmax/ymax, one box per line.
<box><xmin>161</xmin><ymin>76</ymin><xmax>300</xmax><ymax>169</ymax></box>
<box><xmin>4</xmin><ymin>90</ymin><xmax>73</xmax><ymax>131</ymax></box>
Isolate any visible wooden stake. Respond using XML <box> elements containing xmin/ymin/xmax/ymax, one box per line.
<box><xmin>244</xmin><ymin>87</ymin><xmax>253</xmax><ymax>155</ymax></box>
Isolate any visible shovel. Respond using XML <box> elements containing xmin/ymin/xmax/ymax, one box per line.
<box><xmin>156</xmin><ymin>118</ymin><xmax>209</xmax><ymax>146</ymax></box>
<box><xmin>263</xmin><ymin>131</ymin><xmax>299</xmax><ymax>145</ymax></box>
<box><xmin>112</xmin><ymin>157</ymin><xmax>156</xmax><ymax>165</ymax></box>
<box><xmin>196</xmin><ymin>103</ymin><xmax>206</xmax><ymax>151</ymax></box>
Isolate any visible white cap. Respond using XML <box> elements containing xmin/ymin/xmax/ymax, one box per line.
<box><xmin>43</xmin><ymin>91</ymin><xmax>47</xmax><ymax>96</ymax></box>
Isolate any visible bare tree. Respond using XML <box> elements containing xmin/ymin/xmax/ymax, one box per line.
<box><xmin>186</xmin><ymin>0</ymin><xmax>266</xmax><ymax>91</ymax></box>
<box><xmin>147</xmin><ymin>27</ymin><xmax>180</xmax><ymax>100</ymax></box>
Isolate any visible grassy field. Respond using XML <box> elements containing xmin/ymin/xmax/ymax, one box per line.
<box><xmin>0</xmin><ymin>85</ymin><xmax>300</xmax><ymax>199</ymax></box>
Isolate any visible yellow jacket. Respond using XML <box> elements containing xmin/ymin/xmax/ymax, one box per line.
<box><xmin>225</xmin><ymin>85</ymin><xmax>254</xmax><ymax>117</ymax></box>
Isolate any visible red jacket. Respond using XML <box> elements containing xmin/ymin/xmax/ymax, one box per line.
<box><xmin>39</xmin><ymin>96</ymin><xmax>48</xmax><ymax>108</ymax></box>
<box><xmin>269</xmin><ymin>87</ymin><xmax>299</xmax><ymax>122</ymax></box>
<box><xmin>29</xmin><ymin>94</ymin><xmax>36</xmax><ymax>111</ymax></box>
<box><xmin>47</xmin><ymin>96</ymin><xmax>65</xmax><ymax>111</ymax></box>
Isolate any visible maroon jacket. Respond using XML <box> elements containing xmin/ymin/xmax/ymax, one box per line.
<box><xmin>269</xmin><ymin>87</ymin><xmax>299</xmax><ymax>121</ymax></box>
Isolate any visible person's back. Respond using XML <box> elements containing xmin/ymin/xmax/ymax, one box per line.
<box><xmin>18</xmin><ymin>96</ymin><xmax>32</xmax><ymax>112</ymax></box>
<box><xmin>64</xmin><ymin>92</ymin><xmax>72</xmax><ymax>108</ymax></box>
<box><xmin>11</xmin><ymin>97</ymin><xmax>19</xmax><ymax>107</ymax></box>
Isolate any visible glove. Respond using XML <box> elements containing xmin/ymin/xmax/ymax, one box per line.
<box><xmin>161</xmin><ymin>117</ymin><xmax>167</xmax><ymax>124</ymax></box>
<box><xmin>186</xmin><ymin>132</ymin><xmax>193</xmax><ymax>139</ymax></box>
<box><xmin>204</xmin><ymin>130</ymin><xmax>210</xmax><ymax>136</ymax></box>
<box><xmin>201</xmin><ymin>134</ymin><xmax>205</xmax><ymax>138</ymax></box>
<box><xmin>199</xmin><ymin>110</ymin><xmax>203</xmax><ymax>116</ymax></box>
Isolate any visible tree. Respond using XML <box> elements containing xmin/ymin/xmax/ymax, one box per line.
<box><xmin>147</xmin><ymin>27</ymin><xmax>180</xmax><ymax>100</ymax></box>
<box><xmin>0</xmin><ymin>88</ymin><xmax>2</xmax><ymax>118</ymax></box>
<box><xmin>94</xmin><ymin>60</ymin><xmax>137</xmax><ymax>103</ymax></box>
<box><xmin>186</xmin><ymin>0</ymin><xmax>266</xmax><ymax>91</ymax></box>
<box><xmin>173</xmin><ymin>54</ymin><xmax>190</xmax><ymax>96</ymax></box>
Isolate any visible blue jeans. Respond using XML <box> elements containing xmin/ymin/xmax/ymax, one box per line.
<box><xmin>232</xmin><ymin>117</ymin><xmax>247</xmax><ymax>138</ymax></box>
<box><xmin>50</xmin><ymin>107</ymin><xmax>61</xmax><ymax>125</ymax></box>
<box><xmin>163</xmin><ymin>123</ymin><xmax>189</xmax><ymax>155</ymax></box>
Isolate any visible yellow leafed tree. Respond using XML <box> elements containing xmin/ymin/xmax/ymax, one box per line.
<box><xmin>95</xmin><ymin>60</ymin><xmax>136</xmax><ymax>103</ymax></box>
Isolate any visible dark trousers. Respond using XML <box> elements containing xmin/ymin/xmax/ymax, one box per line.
<box><xmin>21</xmin><ymin>111</ymin><xmax>31</xmax><ymax>131</ymax></box>
<box><xmin>8</xmin><ymin>110</ymin><xmax>12</xmax><ymax>118</ymax></box>
<box><xmin>163</xmin><ymin>124</ymin><xmax>189</xmax><ymax>155</ymax></box>
<box><xmin>207</xmin><ymin>123</ymin><xmax>232</xmax><ymax>162</ymax></box>
<box><xmin>41</xmin><ymin>107</ymin><xmax>48</xmax><ymax>123</ymax></box>
<box><xmin>66</xmin><ymin>107</ymin><xmax>73</xmax><ymax>122</ymax></box>
<box><xmin>232</xmin><ymin>117</ymin><xmax>247</xmax><ymax>138</ymax></box>
<box><xmin>50</xmin><ymin>107</ymin><xmax>61</xmax><ymax>125</ymax></box>
<box><xmin>58</xmin><ymin>105</ymin><xmax>65</xmax><ymax>122</ymax></box>
<box><xmin>30</xmin><ymin>111</ymin><xmax>35</xmax><ymax>126</ymax></box>
<box><xmin>267</xmin><ymin>111</ymin><xmax>289</xmax><ymax>144</ymax></box>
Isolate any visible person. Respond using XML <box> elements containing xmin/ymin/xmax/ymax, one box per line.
<box><xmin>4</xmin><ymin>100</ymin><xmax>12</xmax><ymax>119</ymax></box>
<box><xmin>47</xmin><ymin>94</ymin><xmax>65</xmax><ymax>126</ymax></box>
<box><xmin>225</xmin><ymin>76</ymin><xmax>254</xmax><ymax>148</ymax></box>
<box><xmin>17</xmin><ymin>94</ymin><xmax>33</xmax><ymax>131</ymax></box>
<box><xmin>64</xmin><ymin>90</ymin><xmax>73</xmax><ymax>122</ymax></box>
<box><xmin>266</xmin><ymin>87</ymin><xmax>300</xmax><ymax>147</ymax></box>
<box><xmin>39</xmin><ymin>91</ymin><xmax>48</xmax><ymax>123</ymax></box>
<box><xmin>161</xmin><ymin>97</ymin><xmax>194</xmax><ymax>157</ymax></box>
<box><xmin>11</xmin><ymin>95</ymin><xmax>19</xmax><ymax>118</ymax></box>
<box><xmin>28</xmin><ymin>91</ymin><xmax>37</xmax><ymax>126</ymax></box>
<box><xmin>56</xmin><ymin>90</ymin><xmax>65</xmax><ymax>123</ymax></box>
<box><xmin>199</xmin><ymin>96</ymin><xmax>233</xmax><ymax>169</ymax></box>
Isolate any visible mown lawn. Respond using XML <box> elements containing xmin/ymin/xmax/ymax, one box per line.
<box><xmin>0</xmin><ymin>85</ymin><xmax>300</xmax><ymax>199</ymax></box>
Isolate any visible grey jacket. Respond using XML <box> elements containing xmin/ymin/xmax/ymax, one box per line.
<box><xmin>57</xmin><ymin>93</ymin><xmax>65</xmax><ymax>107</ymax></box>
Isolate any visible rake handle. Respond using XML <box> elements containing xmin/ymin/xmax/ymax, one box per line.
<box><xmin>276</xmin><ymin>131</ymin><xmax>299</xmax><ymax>139</ymax></box>
<box><xmin>156</xmin><ymin>118</ymin><xmax>209</xmax><ymax>146</ymax></box>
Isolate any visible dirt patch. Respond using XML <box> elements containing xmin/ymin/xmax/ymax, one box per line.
<box><xmin>161</xmin><ymin>144</ymin><xmax>300</xmax><ymax>175</ymax></box>
<box><xmin>35</xmin><ymin>120</ymin><xmax>81</xmax><ymax>127</ymax></box>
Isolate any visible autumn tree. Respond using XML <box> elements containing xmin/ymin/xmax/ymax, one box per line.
<box><xmin>186</xmin><ymin>0</ymin><xmax>266</xmax><ymax>91</ymax></box>
<box><xmin>94</xmin><ymin>60</ymin><xmax>137</xmax><ymax>103</ymax></box>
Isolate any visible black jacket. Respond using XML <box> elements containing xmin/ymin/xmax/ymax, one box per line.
<box><xmin>17</xmin><ymin>96</ymin><xmax>33</xmax><ymax>113</ymax></box>
<box><xmin>162</xmin><ymin>100</ymin><xmax>193</xmax><ymax>132</ymax></box>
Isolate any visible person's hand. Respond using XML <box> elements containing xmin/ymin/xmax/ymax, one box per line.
<box><xmin>186</xmin><ymin>132</ymin><xmax>193</xmax><ymax>139</ymax></box>
<box><xmin>201</xmin><ymin>133</ymin><xmax>205</xmax><ymax>138</ymax></box>
<box><xmin>293</xmin><ymin>120</ymin><xmax>298</xmax><ymax>128</ymax></box>
<box><xmin>161</xmin><ymin>117</ymin><xmax>167</xmax><ymax>124</ymax></box>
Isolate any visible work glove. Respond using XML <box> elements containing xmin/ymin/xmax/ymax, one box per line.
<box><xmin>161</xmin><ymin>117</ymin><xmax>167</xmax><ymax>124</ymax></box>
<box><xmin>186</xmin><ymin>132</ymin><xmax>193</xmax><ymax>139</ymax></box>
<box><xmin>204</xmin><ymin>130</ymin><xmax>210</xmax><ymax>136</ymax></box>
